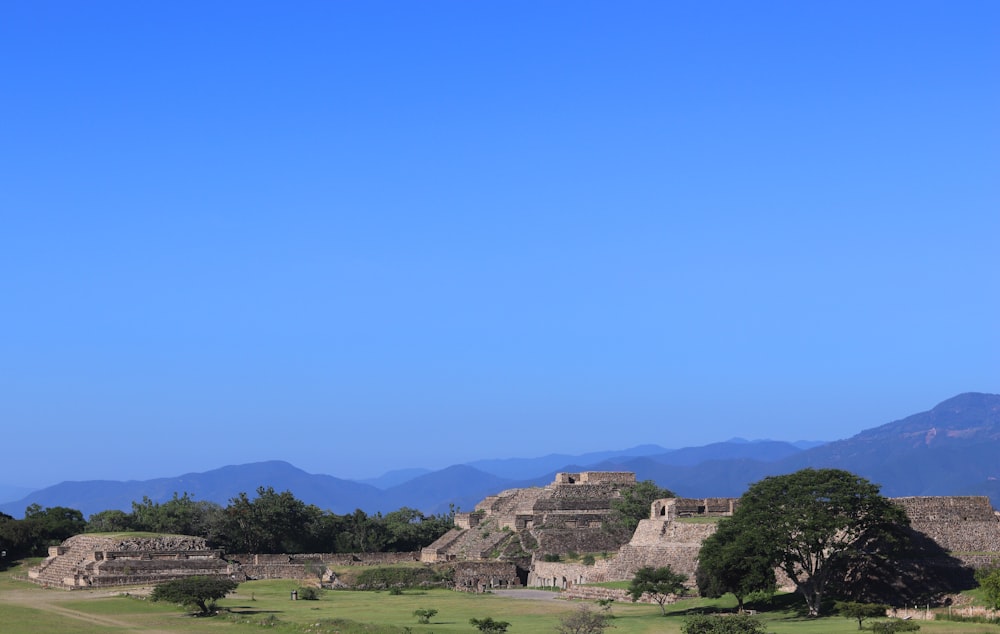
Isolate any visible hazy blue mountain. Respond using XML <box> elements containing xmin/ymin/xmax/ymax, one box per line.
<box><xmin>0</xmin><ymin>461</ymin><xmax>385</xmax><ymax>518</ymax></box>
<box><xmin>465</xmin><ymin>444</ymin><xmax>669</xmax><ymax>480</ymax></box>
<box><xmin>0</xmin><ymin>485</ymin><xmax>36</xmax><ymax>507</ymax></box>
<box><xmin>3</xmin><ymin>393</ymin><xmax>997</xmax><ymax>518</ymax></box>
<box><xmin>358</xmin><ymin>468</ymin><xmax>433</xmax><ymax>490</ymax></box>
<box><xmin>643</xmin><ymin>439</ymin><xmax>805</xmax><ymax>467</ymax></box>
<box><xmin>773</xmin><ymin>392</ymin><xmax>1000</xmax><ymax>498</ymax></box>
<box><xmin>380</xmin><ymin>465</ymin><xmax>518</xmax><ymax>515</ymax></box>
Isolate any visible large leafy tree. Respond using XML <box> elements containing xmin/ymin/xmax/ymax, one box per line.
<box><xmin>131</xmin><ymin>493</ymin><xmax>223</xmax><ymax>537</ymax></box>
<box><xmin>696</xmin><ymin>515</ymin><xmax>775</xmax><ymax>612</ymax></box>
<box><xmin>0</xmin><ymin>505</ymin><xmax>89</xmax><ymax>557</ymax></box>
<box><xmin>725</xmin><ymin>468</ymin><xmax>907</xmax><ymax>617</ymax></box>
<box><xmin>627</xmin><ymin>565</ymin><xmax>688</xmax><ymax>615</ymax></box>
<box><xmin>222</xmin><ymin>487</ymin><xmax>317</xmax><ymax>553</ymax></box>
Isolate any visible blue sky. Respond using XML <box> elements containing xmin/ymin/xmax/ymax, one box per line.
<box><xmin>2</xmin><ymin>2</ymin><xmax>998</xmax><ymax>489</ymax></box>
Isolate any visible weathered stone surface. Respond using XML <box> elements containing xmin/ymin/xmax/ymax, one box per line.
<box><xmin>422</xmin><ymin>472</ymin><xmax>635</xmax><ymax>564</ymax></box>
<box><xmin>28</xmin><ymin>534</ymin><xmax>229</xmax><ymax>588</ymax></box>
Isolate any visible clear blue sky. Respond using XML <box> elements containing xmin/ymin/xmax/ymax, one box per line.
<box><xmin>2</xmin><ymin>1</ymin><xmax>997</xmax><ymax>489</ymax></box>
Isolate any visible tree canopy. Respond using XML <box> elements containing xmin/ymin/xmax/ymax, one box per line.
<box><xmin>150</xmin><ymin>576</ymin><xmax>239</xmax><ymax>614</ymax></box>
<box><xmin>695</xmin><ymin>514</ymin><xmax>775</xmax><ymax>611</ymax></box>
<box><xmin>709</xmin><ymin>468</ymin><xmax>908</xmax><ymax>617</ymax></box>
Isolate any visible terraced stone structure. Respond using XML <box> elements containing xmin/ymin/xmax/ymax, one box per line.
<box><xmin>533</xmin><ymin>492</ymin><xmax>1000</xmax><ymax>592</ymax></box>
<box><xmin>29</xmin><ymin>534</ymin><xmax>229</xmax><ymax>588</ymax></box>
<box><xmin>421</xmin><ymin>471</ymin><xmax>636</xmax><ymax>564</ymax></box>
<box><xmin>530</xmin><ymin>497</ymin><xmax>726</xmax><ymax>588</ymax></box>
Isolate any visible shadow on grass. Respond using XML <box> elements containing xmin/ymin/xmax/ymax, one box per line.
<box><xmin>663</xmin><ymin>592</ymin><xmax>810</xmax><ymax>619</ymax></box>
<box><xmin>224</xmin><ymin>607</ymin><xmax>283</xmax><ymax>615</ymax></box>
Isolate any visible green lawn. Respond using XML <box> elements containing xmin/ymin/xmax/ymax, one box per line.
<box><xmin>2</xmin><ymin>560</ymin><xmax>999</xmax><ymax>634</ymax></box>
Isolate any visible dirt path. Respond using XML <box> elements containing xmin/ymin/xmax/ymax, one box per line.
<box><xmin>0</xmin><ymin>587</ymin><xmax>179</xmax><ymax>633</ymax></box>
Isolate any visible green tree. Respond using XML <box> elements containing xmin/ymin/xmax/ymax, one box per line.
<box><xmin>606</xmin><ymin>480</ymin><xmax>675</xmax><ymax>537</ymax></box>
<box><xmin>682</xmin><ymin>614</ymin><xmax>767</xmax><ymax>634</ymax></box>
<box><xmin>835</xmin><ymin>601</ymin><xmax>889</xmax><ymax>630</ymax></box>
<box><xmin>86</xmin><ymin>509</ymin><xmax>136</xmax><ymax>533</ymax></box>
<box><xmin>150</xmin><ymin>576</ymin><xmax>239</xmax><ymax>614</ymax></box>
<box><xmin>557</xmin><ymin>604</ymin><xmax>611</xmax><ymax>634</ymax></box>
<box><xmin>724</xmin><ymin>468</ymin><xmax>908</xmax><ymax>617</ymax></box>
<box><xmin>13</xmin><ymin>505</ymin><xmax>87</xmax><ymax>556</ymax></box>
<box><xmin>222</xmin><ymin>487</ymin><xmax>316</xmax><ymax>553</ymax></box>
<box><xmin>131</xmin><ymin>493</ymin><xmax>222</xmax><ymax>537</ymax></box>
<box><xmin>413</xmin><ymin>608</ymin><xmax>438</xmax><ymax>624</ymax></box>
<box><xmin>470</xmin><ymin>616</ymin><xmax>511</xmax><ymax>634</ymax></box>
<box><xmin>627</xmin><ymin>565</ymin><xmax>687</xmax><ymax>615</ymax></box>
<box><xmin>975</xmin><ymin>567</ymin><xmax>1000</xmax><ymax>610</ymax></box>
<box><xmin>696</xmin><ymin>516</ymin><xmax>775</xmax><ymax>612</ymax></box>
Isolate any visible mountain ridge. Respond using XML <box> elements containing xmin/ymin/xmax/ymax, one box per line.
<box><xmin>3</xmin><ymin>392</ymin><xmax>998</xmax><ymax>518</ymax></box>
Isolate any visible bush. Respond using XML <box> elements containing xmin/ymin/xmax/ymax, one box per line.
<box><xmin>413</xmin><ymin>608</ymin><xmax>438</xmax><ymax>624</ymax></box>
<box><xmin>682</xmin><ymin>614</ymin><xmax>766</xmax><ymax>634</ymax></box>
<box><xmin>543</xmin><ymin>554</ymin><xmax>562</xmax><ymax>562</ymax></box>
<box><xmin>582</xmin><ymin>554</ymin><xmax>596</xmax><ymax>566</ymax></box>
<box><xmin>470</xmin><ymin>617</ymin><xmax>510</xmax><ymax>634</ymax></box>
<box><xmin>353</xmin><ymin>565</ymin><xmax>452</xmax><ymax>589</ymax></box>
<box><xmin>870</xmin><ymin>620</ymin><xmax>921</xmax><ymax>634</ymax></box>
<box><xmin>557</xmin><ymin>605</ymin><xmax>610</xmax><ymax>634</ymax></box>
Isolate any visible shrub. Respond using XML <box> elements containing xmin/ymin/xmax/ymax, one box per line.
<box><xmin>543</xmin><ymin>554</ymin><xmax>562</xmax><ymax>562</ymax></box>
<box><xmin>353</xmin><ymin>565</ymin><xmax>451</xmax><ymax>589</ymax></box>
<box><xmin>682</xmin><ymin>614</ymin><xmax>766</xmax><ymax>634</ymax></box>
<box><xmin>413</xmin><ymin>608</ymin><xmax>438</xmax><ymax>624</ymax></box>
<box><xmin>557</xmin><ymin>605</ymin><xmax>610</xmax><ymax>634</ymax></box>
<box><xmin>297</xmin><ymin>586</ymin><xmax>321</xmax><ymax>600</ymax></box>
<box><xmin>870</xmin><ymin>620</ymin><xmax>921</xmax><ymax>634</ymax></box>
<box><xmin>470</xmin><ymin>616</ymin><xmax>510</xmax><ymax>634</ymax></box>
<box><xmin>582</xmin><ymin>554</ymin><xmax>596</xmax><ymax>566</ymax></box>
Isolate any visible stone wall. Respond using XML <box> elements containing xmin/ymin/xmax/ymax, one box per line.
<box><xmin>453</xmin><ymin>561</ymin><xmax>525</xmax><ymax>592</ymax></box>
<box><xmin>554</xmin><ymin>472</ymin><xmax>636</xmax><ymax>486</ymax></box>
<box><xmin>653</xmin><ymin>498</ymin><xmax>737</xmax><ymax>520</ymax></box>
<box><xmin>894</xmin><ymin>497</ymin><xmax>1000</xmax><ymax>553</ymax></box>
<box><xmin>227</xmin><ymin>552</ymin><xmax>419</xmax><ymax>581</ymax></box>
<box><xmin>533</xmin><ymin>527</ymin><xmax>623</xmax><ymax>557</ymax></box>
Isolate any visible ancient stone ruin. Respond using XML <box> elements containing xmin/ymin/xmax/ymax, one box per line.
<box><xmin>29</xmin><ymin>472</ymin><xmax>1000</xmax><ymax>596</ymax></box>
<box><xmin>531</xmin><ymin>492</ymin><xmax>1000</xmax><ymax>593</ymax></box>
<box><xmin>421</xmin><ymin>471</ymin><xmax>637</xmax><ymax>566</ymax></box>
<box><xmin>28</xmin><ymin>534</ymin><xmax>229</xmax><ymax>588</ymax></box>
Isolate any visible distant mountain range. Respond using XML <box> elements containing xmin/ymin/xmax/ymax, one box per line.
<box><xmin>3</xmin><ymin>392</ymin><xmax>998</xmax><ymax>519</ymax></box>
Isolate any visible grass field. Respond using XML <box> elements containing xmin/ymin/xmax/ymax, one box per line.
<box><xmin>2</xmin><ymin>560</ymin><xmax>998</xmax><ymax>634</ymax></box>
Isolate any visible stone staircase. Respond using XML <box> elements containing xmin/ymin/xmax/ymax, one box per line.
<box><xmin>420</xmin><ymin>519</ymin><xmax>513</xmax><ymax>562</ymax></box>
<box><xmin>30</xmin><ymin>535</ymin><xmax>116</xmax><ymax>587</ymax></box>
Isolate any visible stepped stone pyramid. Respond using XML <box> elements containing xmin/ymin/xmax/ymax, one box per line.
<box><xmin>421</xmin><ymin>471</ymin><xmax>636</xmax><ymax>563</ymax></box>
<box><xmin>29</xmin><ymin>533</ymin><xmax>230</xmax><ymax>588</ymax></box>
